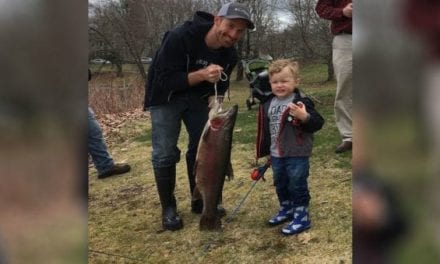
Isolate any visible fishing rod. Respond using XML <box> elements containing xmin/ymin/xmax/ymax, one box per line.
<box><xmin>224</xmin><ymin>159</ymin><xmax>271</xmax><ymax>224</ymax></box>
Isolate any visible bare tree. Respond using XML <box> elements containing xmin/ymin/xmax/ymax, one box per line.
<box><xmin>235</xmin><ymin>0</ymin><xmax>278</xmax><ymax>81</ymax></box>
<box><xmin>112</xmin><ymin>0</ymin><xmax>150</xmax><ymax>81</ymax></box>
<box><xmin>89</xmin><ymin>1</ymin><xmax>150</xmax><ymax>79</ymax></box>
<box><xmin>287</xmin><ymin>0</ymin><xmax>333</xmax><ymax>81</ymax></box>
<box><xmin>89</xmin><ymin>0</ymin><xmax>332</xmax><ymax>82</ymax></box>
<box><xmin>89</xmin><ymin>0</ymin><xmax>211</xmax><ymax>82</ymax></box>
<box><xmin>89</xmin><ymin>2</ymin><xmax>126</xmax><ymax>77</ymax></box>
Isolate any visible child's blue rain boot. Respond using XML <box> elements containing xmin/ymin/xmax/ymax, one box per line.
<box><xmin>268</xmin><ymin>200</ymin><xmax>293</xmax><ymax>226</ymax></box>
<box><xmin>281</xmin><ymin>206</ymin><xmax>311</xmax><ymax>235</ymax></box>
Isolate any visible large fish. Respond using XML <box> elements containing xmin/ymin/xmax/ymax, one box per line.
<box><xmin>192</xmin><ymin>102</ymin><xmax>238</xmax><ymax>230</ymax></box>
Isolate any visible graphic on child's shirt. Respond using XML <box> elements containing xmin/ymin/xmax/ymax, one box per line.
<box><xmin>269</xmin><ymin>104</ymin><xmax>288</xmax><ymax>142</ymax></box>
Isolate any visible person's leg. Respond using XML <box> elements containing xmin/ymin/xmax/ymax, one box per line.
<box><xmin>282</xmin><ymin>157</ymin><xmax>311</xmax><ymax>235</ymax></box>
<box><xmin>268</xmin><ymin>157</ymin><xmax>293</xmax><ymax>226</ymax></box>
<box><xmin>88</xmin><ymin>108</ymin><xmax>130</xmax><ymax>178</ymax></box>
<box><xmin>88</xmin><ymin>107</ymin><xmax>114</xmax><ymax>174</ymax></box>
<box><xmin>182</xmin><ymin>96</ymin><xmax>208</xmax><ymax>194</ymax></box>
<box><xmin>333</xmin><ymin>35</ymin><xmax>353</xmax><ymax>153</ymax></box>
<box><xmin>182</xmin><ymin>95</ymin><xmax>209</xmax><ymax>213</ymax></box>
<box><xmin>150</xmin><ymin>101</ymin><xmax>185</xmax><ymax>230</ymax></box>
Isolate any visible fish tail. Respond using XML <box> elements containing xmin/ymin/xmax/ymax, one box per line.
<box><xmin>199</xmin><ymin>214</ymin><xmax>221</xmax><ymax>231</ymax></box>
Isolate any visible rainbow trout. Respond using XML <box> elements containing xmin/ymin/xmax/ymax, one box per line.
<box><xmin>193</xmin><ymin>102</ymin><xmax>238</xmax><ymax>230</ymax></box>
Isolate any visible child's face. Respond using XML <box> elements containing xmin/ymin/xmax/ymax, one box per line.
<box><xmin>269</xmin><ymin>67</ymin><xmax>298</xmax><ymax>99</ymax></box>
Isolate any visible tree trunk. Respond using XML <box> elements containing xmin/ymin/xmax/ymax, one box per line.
<box><xmin>236</xmin><ymin>63</ymin><xmax>244</xmax><ymax>82</ymax></box>
<box><xmin>246</xmin><ymin>31</ymin><xmax>251</xmax><ymax>58</ymax></box>
<box><xmin>116</xmin><ymin>64</ymin><xmax>123</xmax><ymax>78</ymax></box>
<box><xmin>135</xmin><ymin>61</ymin><xmax>147</xmax><ymax>82</ymax></box>
<box><xmin>326</xmin><ymin>54</ymin><xmax>334</xmax><ymax>82</ymax></box>
<box><xmin>235</xmin><ymin>38</ymin><xmax>244</xmax><ymax>81</ymax></box>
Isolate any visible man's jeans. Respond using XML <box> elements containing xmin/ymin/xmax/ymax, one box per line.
<box><xmin>271</xmin><ymin>156</ymin><xmax>310</xmax><ymax>207</ymax></box>
<box><xmin>149</xmin><ymin>94</ymin><xmax>209</xmax><ymax>169</ymax></box>
<box><xmin>88</xmin><ymin>107</ymin><xmax>114</xmax><ymax>175</ymax></box>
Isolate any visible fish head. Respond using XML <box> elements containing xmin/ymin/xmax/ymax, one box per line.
<box><xmin>208</xmin><ymin>104</ymin><xmax>238</xmax><ymax>132</ymax></box>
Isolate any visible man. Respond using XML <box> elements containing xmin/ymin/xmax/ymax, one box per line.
<box><xmin>88</xmin><ymin>69</ymin><xmax>131</xmax><ymax>179</ymax></box>
<box><xmin>316</xmin><ymin>0</ymin><xmax>353</xmax><ymax>153</ymax></box>
<box><xmin>144</xmin><ymin>2</ymin><xmax>254</xmax><ymax>231</ymax></box>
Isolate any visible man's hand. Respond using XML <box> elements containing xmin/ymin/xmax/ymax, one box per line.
<box><xmin>343</xmin><ymin>3</ymin><xmax>353</xmax><ymax>18</ymax></box>
<box><xmin>188</xmin><ymin>64</ymin><xmax>224</xmax><ymax>86</ymax></box>
<box><xmin>353</xmin><ymin>187</ymin><xmax>387</xmax><ymax>231</ymax></box>
<box><xmin>204</xmin><ymin>64</ymin><xmax>224</xmax><ymax>83</ymax></box>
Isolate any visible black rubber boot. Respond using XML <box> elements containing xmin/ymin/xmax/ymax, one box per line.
<box><xmin>191</xmin><ymin>199</ymin><xmax>203</xmax><ymax>214</ymax></box>
<box><xmin>191</xmin><ymin>186</ymin><xmax>226</xmax><ymax>217</ymax></box>
<box><xmin>187</xmin><ymin>155</ymin><xmax>203</xmax><ymax>214</ymax></box>
<box><xmin>154</xmin><ymin>166</ymin><xmax>183</xmax><ymax>231</ymax></box>
<box><xmin>186</xmin><ymin>155</ymin><xmax>197</xmax><ymax>197</ymax></box>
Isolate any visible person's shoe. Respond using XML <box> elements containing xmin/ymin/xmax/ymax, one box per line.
<box><xmin>98</xmin><ymin>163</ymin><xmax>131</xmax><ymax>179</ymax></box>
<box><xmin>281</xmin><ymin>206</ymin><xmax>311</xmax><ymax>235</ymax></box>
<box><xmin>154</xmin><ymin>166</ymin><xmax>183</xmax><ymax>231</ymax></box>
<box><xmin>162</xmin><ymin>206</ymin><xmax>183</xmax><ymax>231</ymax></box>
<box><xmin>335</xmin><ymin>141</ymin><xmax>352</xmax><ymax>154</ymax></box>
<box><xmin>268</xmin><ymin>201</ymin><xmax>293</xmax><ymax>226</ymax></box>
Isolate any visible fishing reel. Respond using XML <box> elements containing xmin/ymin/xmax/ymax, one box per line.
<box><xmin>251</xmin><ymin>160</ymin><xmax>271</xmax><ymax>181</ymax></box>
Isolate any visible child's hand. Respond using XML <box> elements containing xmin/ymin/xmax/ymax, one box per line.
<box><xmin>288</xmin><ymin>101</ymin><xmax>308</xmax><ymax>121</ymax></box>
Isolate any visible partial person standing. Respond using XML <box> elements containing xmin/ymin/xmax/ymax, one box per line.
<box><xmin>316</xmin><ymin>0</ymin><xmax>353</xmax><ymax>153</ymax></box>
<box><xmin>144</xmin><ymin>3</ymin><xmax>254</xmax><ymax>231</ymax></box>
<box><xmin>256</xmin><ymin>59</ymin><xmax>324</xmax><ymax>235</ymax></box>
<box><xmin>88</xmin><ymin>69</ymin><xmax>131</xmax><ymax>179</ymax></box>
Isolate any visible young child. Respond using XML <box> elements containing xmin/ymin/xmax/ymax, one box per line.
<box><xmin>256</xmin><ymin>59</ymin><xmax>324</xmax><ymax>235</ymax></box>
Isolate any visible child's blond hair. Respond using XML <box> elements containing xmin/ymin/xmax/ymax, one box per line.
<box><xmin>268</xmin><ymin>59</ymin><xmax>300</xmax><ymax>82</ymax></box>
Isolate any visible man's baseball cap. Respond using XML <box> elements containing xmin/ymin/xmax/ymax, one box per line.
<box><xmin>217</xmin><ymin>2</ymin><xmax>255</xmax><ymax>30</ymax></box>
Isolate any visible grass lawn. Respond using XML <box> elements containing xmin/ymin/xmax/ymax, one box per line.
<box><xmin>88</xmin><ymin>63</ymin><xmax>352</xmax><ymax>263</ymax></box>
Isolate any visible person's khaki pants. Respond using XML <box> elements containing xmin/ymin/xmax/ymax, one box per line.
<box><xmin>333</xmin><ymin>34</ymin><xmax>353</xmax><ymax>142</ymax></box>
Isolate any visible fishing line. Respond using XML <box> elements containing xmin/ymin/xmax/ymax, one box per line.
<box><xmin>213</xmin><ymin>71</ymin><xmax>228</xmax><ymax>107</ymax></box>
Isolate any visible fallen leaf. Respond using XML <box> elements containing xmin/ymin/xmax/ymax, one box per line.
<box><xmin>297</xmin><ymin>232</ymin><xmax>312</xmax><ymax>244</ymax></box>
